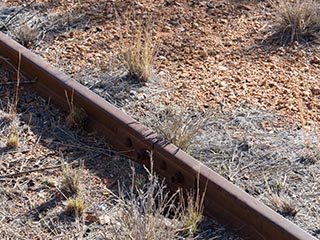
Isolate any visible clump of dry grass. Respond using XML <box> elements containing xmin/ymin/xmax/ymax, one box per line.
<box><xmin>266</xmin><ymin>175</ymin><xmax>298</xmax><ymax>217</ymax></box>
<box><xmin>299</xmin><ymin>143</ymin><xmax>320</xmax><ymax>164</ymax></box>
<box><xmin>6</xmin><ymin>132</ymin><xmax>19</xmax><ymax>149</ymax></box>
<box><xmin>270</xmin><ymin>0</ymin><xmax>320</xmax><ymax>44</ymax></box>
<box><xmin>111</xmin><ymin>160</ymin><xmax>178</xmax><ymax>239</ymax></box>
<box><xmin>119</xmin><ymin>18</ymin><xmax>158</xmax><ymax>82</ymax></box>
<box><xmin>61</xmin><ymin>163</ymin><xmax>83</xmax><ymax>195</ymax></box>
<box><xmin>1</xmin><ymin>115</ymin><xmax>19</xmax><ymax>150</ymax></box>
<box><xmin>11</xmin><ymin>21</ymin><xmax>39</xmax><ymax>48</ymax></box>
<box><xmin>66</xmin><ymin>106</ymin><xmax>88</xmax><ymax>129</ymax></box>
<box><xmin>270</xmin><ymin>194</ymin><xmax>298</xmax><ymax>217</ymax></box>
<box><xmin>65</xmin><ymin>91</ymin><xmax>88</xmax><ymax>130</ymax></box>
<box><xmin>110</xmin><ymin>158</ymin><xmax>205</xmax><ymax>239</ymax></box>
<box><xmin>61</xmin><ymin>162</ymin><xmax>87</xmax><ymax>219</ymax></box>
<box><xmin>178</xmin><ymin>187</ymin><xmax>205</xmax><ymax>236</ymax></box>
<box><xmin>151</xmin><ymin>106</ymin><xmax>209</xmax><ymax>151</ymax></box>
<box><xmin>66</xmin><ymin>197</ymin><xmax>86</xmax><ymax>217</ymax></box>
<box><xmin>112</xmin><ymin>175</ymin><xmax>180</xmax><ymax>239</ymax></box>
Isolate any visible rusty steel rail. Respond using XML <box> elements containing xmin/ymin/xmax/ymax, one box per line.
<box><xmin>0</xmin><ymin>32</ymin><xmax>316</xmax><ymax>240</ymax></box>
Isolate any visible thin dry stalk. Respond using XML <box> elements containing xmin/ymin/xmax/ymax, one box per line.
<box><xmin>13</xmin><ymin>51</ymin><xmax>21</xmax><ymax>115</ymax></box>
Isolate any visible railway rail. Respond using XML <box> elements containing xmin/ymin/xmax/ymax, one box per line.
<box><xmin>0</xmin><ymin>32</ymin><xmax>316</xmax><ymax>240</ymax></box>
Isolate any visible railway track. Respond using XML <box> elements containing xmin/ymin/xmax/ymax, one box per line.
<box><xmin>0</xmin><ymin>32</ymin><xmax>316</xmax><ymax>240</ymax></box>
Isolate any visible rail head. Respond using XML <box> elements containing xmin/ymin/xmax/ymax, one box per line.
<box><xmin>0</xmin><ymin>32</ymin><xmax>316</xmax><ymax>240</ymax></box>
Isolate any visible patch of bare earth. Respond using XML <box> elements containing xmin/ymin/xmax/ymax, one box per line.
<box><xmin>1</xmin><ymin>0</ymin><xmax>320</xmax><ymax>238</ymax></box>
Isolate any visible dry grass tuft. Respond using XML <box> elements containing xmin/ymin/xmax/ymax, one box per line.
<box><xmin>65</xmin><ymin>91</ymin><xmax>88</xmax><ymax>129</ymax></box>
<box><xmin>299</xmin><ymin>144</ymin><xmax>320</xmax><ymax>164</ymax></box>
<box><xmin>179</xmin><ymin>188</ymin><xmax>205</xmax><ymax>236</ymax></box>
<box><xmin>112</xmin><ymin>167</ymin><xmax>180</xmax><ymax>239</ymax></box>
<box><xmin>66</xmin><ymin>197</ymin><xmax>86</xmax><ymax>217</ymax></box>
<box><xmin>61</xmin><ymin>163</ymin><xmax>83</xmax><ymax>195</ymax></box>
<box><xmin>12</xmin><ymin>21</ymin><xmax>39</xmax><ymax>48</ymax></box>
<box><xmin>270</xmin><ymin>194</ymin><xmax>298</xmax><ymax>217</ymax></box>
<box><xmin>66</xmin><ymin>106</ymin><xmax>88</xmax><ymax>129</ymax></box>
<box><xmin>6</xmin><ymin>132</ymin><xmax>19</xmax><ymax>149</ymax></box>
<box><xmin>152</xmin><ymin>106</ymin><xmax>209</xmax><ymax>151</ymax></box>
<box><xmin>119</xmin><ymin>18</ymin><xmax>158</xmax><ymax>82</ymax></box>
<box><xmin>110</xmin><ymin>158</ymin><xmax>205</xmax><ymax>239</ymax></box>
<box><xmin>270</xmin><ymin>0</ymin><xmax>320</xmax><ymax>44</ymax></box>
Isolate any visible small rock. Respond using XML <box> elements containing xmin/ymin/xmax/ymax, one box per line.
<box><xmin>86</xmin><ymin>213</ymin><xmax>98</xmax><ymax>223</ymax></box>
<box><xmin>311</xmin><ymin>56</ymin><xmax>320</xmax><ymax>64</ymax></box>
<box><xmin>99</xmin><ymin>214</ymin><xmax>111</xmax><ymax>225</ymax></box>
<box><xmin>83</xmin><ymin>53</ymin><xmax>93</xmax><ymax>58</ymax></box>
<box><xmin>224</xmin><ymin>41</ymin><xmax>232</xmax><ymax>47</ymax></box>
<box><xmin>158</xmin><ymin>55</ymin><xmax>167</xmax><ymax>60</ymax></box>
<box><xmin>199</xmin><ymin>50</ymin><xmax>208</xmax><ymax>59</ymax></box>
<box><xmin>37</xmin><ymin>191</ymin><xmax>46</xmax><ymax>199</ymax></box>
<box><xmin>220</xmin><ymin>19</ymin><xmax>228</xmax><ymax>24</ymax></box>
<box><xmin>302</xmin><ymin>91</ymin><xmax>310</xmax><ymax>97</ymax></box>
<box><xmin>129</xmin><ymin>90</ymin><xmax>136</xmax><ymax>96</ymax></box>
<box><xmin>207</xmin><ymin>3</ymin><xmax>215</xmax><ymax>9</ymax></box>
<box><xmin>217</xmin><ymin>65</ymin><xmax>228</xmax><ymax>71</ymax></box>
<box><xmin>106</xmin><ymin>14</ymin><xmax>113</xmax><ymax>19</ymax></box>
<box><xmin>207</xmin><ymin>49</ymin><xmax>217</xmax><ymax>56</ymax></box>
<box><xmin>243</xmin><ymin>174</ymin><xmax>250</xmax><ymax>180</ymax></box>
<box><xmin>203</xmin><ymin>103</ymin><xmax>209</xmax><ymax>108</ymax></box>
<box><xmin>100</xmin><ymin>203</ymin><xmax>108</xmax><ymax>211</ymax></box>
<box><xmin>219</xmin><ymin>81</ymin><xmax>228</xmax><ymax>87</ymax></box>
<box><xmin>42</xmin><ymin>138</ymin><xmax>54</xmax><ymax>144</ymax></box>
<box><xmin>306</xmin><ymin>102</ymin><xmax>314</xmax><ymax>110</ymax></box>
<box><xmin>136</xmin><ymin>93</ymin><xmax>147</xmax><ymax>101</ymax></box>
<box><xmin>0</xmin><ymin>164</ymin><xmax>7</xmax><ymax>171</ymax></box>
<box><xmin>311</xmin><ymin>87</ymin><xmax>320</xmax><ymax>95</ymax></box>
<box><xmin>237</xmin><ymin>4</ymin><xmax>252</xmax><ymax>11</ymax></box>
<box><xmin>163</xmin><ymin>25</ymin><xmax>172</xmax><ymax>32</ymax></box>
<box><xmin>46</xmin><ymin>180</ymin><xmax>58</xmax><ymax>188</ymax></box>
